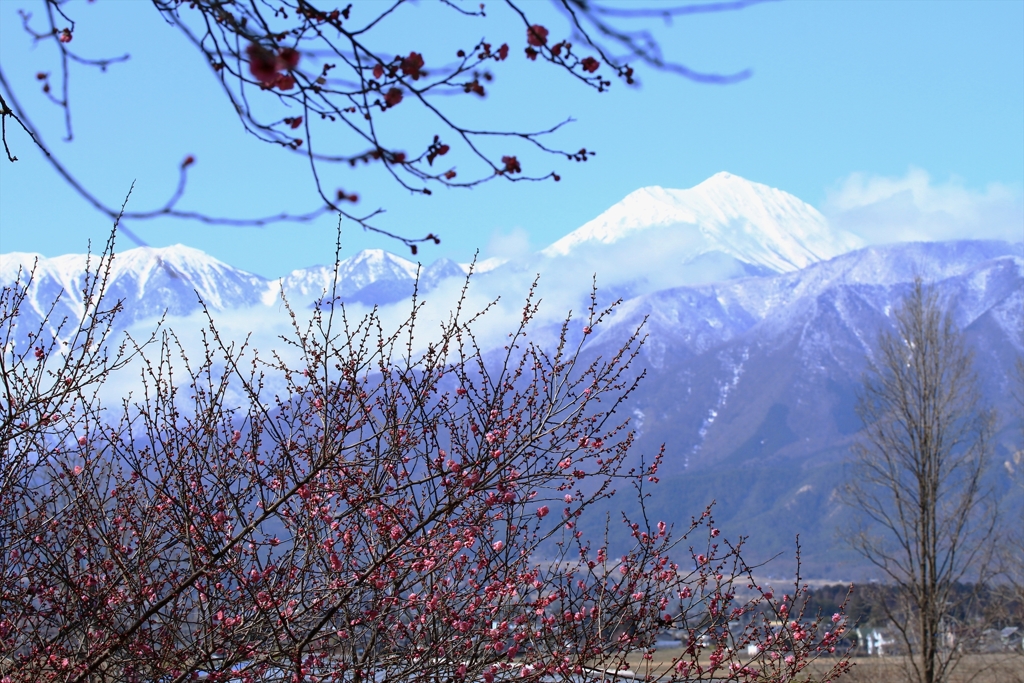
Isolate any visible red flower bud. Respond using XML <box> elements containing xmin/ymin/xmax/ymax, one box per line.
<box><xmin>401</xmin><ymin>51</ymin><xmax>425</xmax><ymax>80</ymax></box>
<box><xmin>278</xmin><ymin>47</ymin><xmax>300</xmax><ymax>70</ymax></box>
<box><xmin>247</xmin><ymin>44</ymin><xmax>279</xmax><ymax>85</ymax></box>
<box><xmin>526</xmin><ymin>25</ymin><xmax>548</xmax><ymax>47</ymax></box>
<box><xmin>384</xmin><ymin>88</ymin><xmax>403</xmax><ymax>108</ymax></box>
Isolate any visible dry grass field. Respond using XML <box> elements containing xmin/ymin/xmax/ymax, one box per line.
<box><xmin>807</xmin><ymin>655</ymin><xmax>1024</xmax><ymax>683</ymax></box>
<box><xmin>611</xmin><ymin>648</ymin><xmax>1023</xmax><ymax>682</ymax></box>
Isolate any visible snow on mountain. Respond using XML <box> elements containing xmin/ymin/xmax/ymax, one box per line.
<box><xmin>541</xmin><ymin>172</ymin><xmax>865</xmax><ymax>273</ymax></box>
<box><xmin>420</xmin><ymin>258</ymin><xmax>466</xmax><ymax>291</ymax></box>
<box><xmin>4</xmin><ymin>173</ymin><xmax>873</xmax><ymax>330</ymax></box>
<box><xmin>590</xmin><ymin>240</ymin><xmax>1023</xmax><ymax>359</ymax></box>
<box><xmin>3</xmin><ymin>175</ymin><xmax>1011</xmax><ymax>353</ymax></box>
<box><xmin>573</xmin><ymin>240</ymin><xmax>1022</xmax><ymax>577</ymax></box>
<box><xmin>268</xmin><ymin>250</ymin><xmax>463</xmax><ymax>308</ymax></box>
<box><xmin>1</xmin><ymin>244</ymin><xmax>470</xmax><ymax>338</ymax></box>
<box><xmin>458</xmin><ymin>257</ymin><xmax>507</xmax><ymax>275</ymax></box>
<box><xmin>1</xmin><ymin>244</ymin><xmax>266</xmax><ymax>329</ymax></box>
<box><xmin>270</xmin><ymin>249</ymin><xmax>415</xmax><ymax>305</ymax></box>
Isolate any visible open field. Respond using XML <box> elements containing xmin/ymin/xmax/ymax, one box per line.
<box><xmin>614</xmin><ymin>649</ymin><xmax>1023</xmax><ymax>682</ymax></box>
<box><xmin>806</xmin><ymin>655</ymin><xmax>1024</xmax><ymax>683</ymax></box>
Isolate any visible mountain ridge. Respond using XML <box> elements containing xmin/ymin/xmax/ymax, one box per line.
<box><xmin>541</xmin><ymin>172</ymin><xmax>865</xmax><ymax>272</ymax></box>
<box><xmin>4</xmin><ymin>177</ymin><xmax>1021</xmax><ymax>580</ymax></box>
<box><xmin>1</xmin><ymin>172</ymin><xmax>872</xmax><ymax>324</ymax></box>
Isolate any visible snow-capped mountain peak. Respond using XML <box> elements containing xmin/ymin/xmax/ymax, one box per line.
<box><xmin>1</xmin><ymin>244</ymin><xmax>266</xmax><ymax>324</ymax></box>
<box><xmin>273</xmin><ymin>249</ymin><xmax>421</xmax><ymax>305</ymax></box>
<box><xmin>338</xmin><ymin>249</ymin><xmax>419</xmax><ymax>287</ymax></box>
<box><xmin>540</xmin><ymin>172</ymin><xmax>865</xmax><ymax>273</ymax></box>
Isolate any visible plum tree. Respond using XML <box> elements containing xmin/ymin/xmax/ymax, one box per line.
<box><xmin>0</xmin><ymin>223</ymin><xmax>851</xmax><ymax>682</ymax></box>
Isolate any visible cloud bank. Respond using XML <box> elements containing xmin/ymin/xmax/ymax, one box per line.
<box><xmin>823</xmin><ymin>168</ymin><xmax>1023</xmax><ymax>244</ymax></box>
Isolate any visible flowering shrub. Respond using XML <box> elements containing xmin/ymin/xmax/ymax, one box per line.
<box><xmin>0</xmin><ymin>230</ymin><xmax>850</xmax><ymax>682</ymax></box>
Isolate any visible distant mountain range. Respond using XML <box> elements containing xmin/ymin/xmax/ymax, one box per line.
<box><xmin>578</xmin><ymin>239</ymin><xmax>1022</xmax><ymax>579</ymax></box>
<box><xmin>3</xmin><ymin>173</ymin><xmax>1021</xmax><ymax>580</ymax></box>
<box><xmin>1</xmin><ymin>173</ymin><xmax>870</xmax><ymax>331</ymax></box>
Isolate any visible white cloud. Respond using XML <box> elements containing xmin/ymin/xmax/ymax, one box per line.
<box><xmin>822</xmin><ymin>168</ymin><xmax>1023</xmax><ymax>244</ymax></box>
<box><xmin>486</xmin><ymin>227</ymin><xmax>532</xmax><ymax>260</ymax></box>
<box><xmin>101</xmin><ymin>277</ymin><xmax>579</xmax><ymax>405</ymax></box>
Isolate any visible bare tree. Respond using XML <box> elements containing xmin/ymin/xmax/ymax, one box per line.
<box><xmin>843</xmin><ymin>278</ymin><xmax>998</xmax><ymax>683</ymax></box>
<box><xmin>995</xmin><ymin>337</ymin><xmax>1024</xmax><ymax>650</ymax></box>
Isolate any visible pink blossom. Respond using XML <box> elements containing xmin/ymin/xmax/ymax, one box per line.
<box><xmin>77</xmin><ymin>435</ymin><xmax>88</xmax><ymax>446</ymax></box>
<box><xmin>832</xmin><ymin>612</ymin><xmax>842</xmax><ymax>623</ymax></box>
<box><xmin>492</xmin><ymin>540</ymin><xmax>504</xmax><ymax>551</ymax></box>
<box><xmin>536</xmin><ymin>505</ymin><xmax>549</xmax><ymax>518</ymax></box>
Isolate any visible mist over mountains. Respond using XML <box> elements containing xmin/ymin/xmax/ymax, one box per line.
<box><xmin>4</xmin><ymin>173</ymin><xmax>1021</xmax><ymax>579</ymax></box>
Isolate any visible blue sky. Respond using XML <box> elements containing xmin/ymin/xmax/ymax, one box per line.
<box><xmin>1</xmin><ymin>0</ymin><xmax>1022</xmax><ymax>277</ymax></box>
